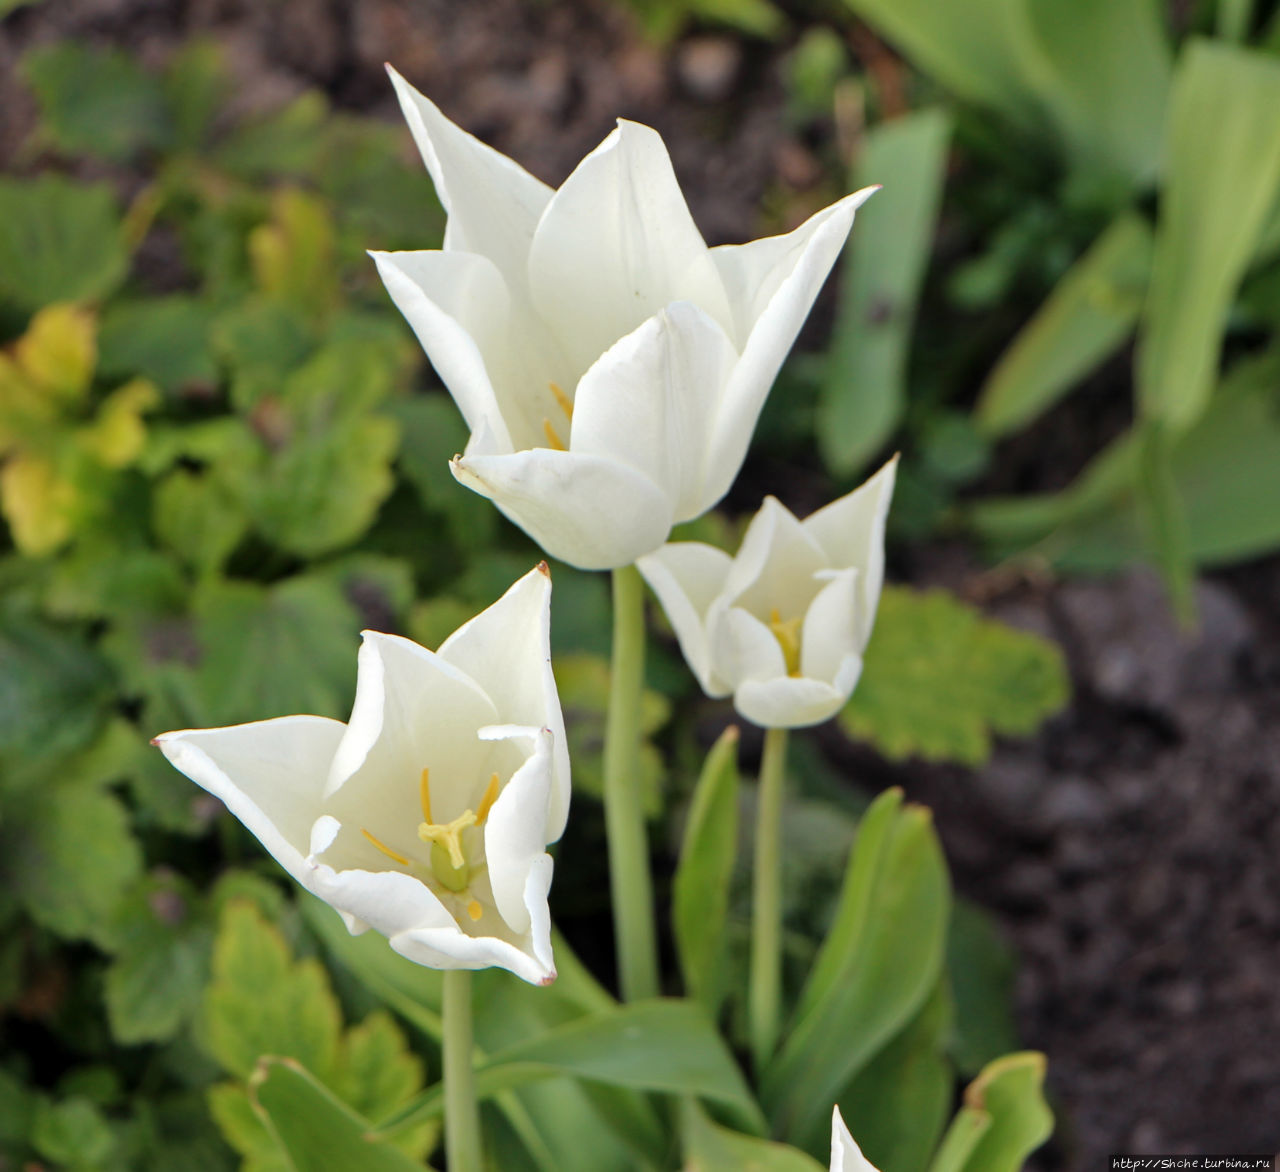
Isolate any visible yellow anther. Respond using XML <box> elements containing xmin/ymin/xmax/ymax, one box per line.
<box><xmin>419</xmin><ymin>809</ymin><xmax>477</xmax><ymax>871</ymax></box>
<box><xmin>768</xmin><ymin>606</ymin><xmax>804</xmax><ymax>678</ymax></box>
<box><xmin>549</xmin><ymin>381</ymin><xmax>574</xmax><ymax>419</ymax></box>
<box><xmin>476</xmin><ymin>772</ymin><xmax>500</xmax><ymax>826</ymax></box>
<box><xmin>419</xmin><ymin>766</ymin><xmax>432</xmax><ymax>823</ymax></box>
<box><xmin>542</xmin><ymin>418</ymin><xmax>566</xmax><ymax>451</ymax></box>
<box><xmin>467</xmin><ymin>899</ymin><xmax>483</xmax><ymax>922</ymax></box>
<box><xmin>362</xmin><ymin>828</ymin><xmax>409</xmax><ymax>867</ymax></box>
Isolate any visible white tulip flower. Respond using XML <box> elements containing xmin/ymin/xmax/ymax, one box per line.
<box><xmin>372</xmin><ymin>67</ymin><xmax>877</xmax><ymax>570</ymax></box>
<box><xmin>830</xmin><ymin>1107</ymin><xmax>880</xmax><ymax>1172</ymax></box>
<box><xmin>154</xmin><ymin>566</ymin><xmax>568</xmax><ymax>985</ymax></box>
<box><xmin>637</xmin><ymin>458</ymin><xmax>896</xmax><ymax>729</ymax></box>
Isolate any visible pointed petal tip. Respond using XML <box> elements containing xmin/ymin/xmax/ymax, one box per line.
<box><xmin>537</xmin><ymin>969</ymin><xmax>558</xmax><ymax>986</ymax></box>
<box><xmin>536</xmin><ymin>560</ymin><xmax>550</xmax><ymax>578</ymax></box>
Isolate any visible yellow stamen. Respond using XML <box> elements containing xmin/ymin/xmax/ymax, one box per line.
<box><xmin>475</xmin><ymin>773</ymin><xmax>500</xmax><ymax>825</ymax></box>
<box><xmin>361</xmin><ymin>828</ymin><xmax>409</xmax><ymax>866</ymax></box>
<box><xmin>768</xmin><ymin>606</ymin><xmax>804</xmax><ymax>678</ymax></box>
<box><xmin>549</xmin><ymin>381</ymin><xmax>574</xmax><ymax>419</ymax></box>
<box><xmin>542</xmin><ymin>418</ymin><xmax>566</xmax><ymax>450</ymax></box>
<box><xmin>418</xmin><ymin>809</ymin><xmax>477</xmax><ymax>871</ymax></box>
<box><xmin>467</xmin><ymin>899</ymin><xmax>483</xmax><ymax>922</ymax></box>
<box><xmin>419</xmin><ymin>766</ymin><xmax>432</xmax><ymax>823</ymax></box>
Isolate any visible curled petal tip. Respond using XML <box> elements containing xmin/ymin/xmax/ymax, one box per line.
<box><xmin>537</xmin><ymin>970</ymin><xmax>557</xmax><ymax>986</ymax></box>
<box><xmin>148</xmin><ymin>736</ymin><xmax>161</xmax><ymax>746</ymax></box>
<box><xmin>536</xmin><ymin>560</ymin><xmax>551</xmax><ymax>577</ymax></box>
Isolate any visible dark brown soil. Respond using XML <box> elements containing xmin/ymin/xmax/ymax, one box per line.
<box><xmin>4</xmin><ymin>1</ymin><xmax>1279</xmax><ymax>1167</ymax></box>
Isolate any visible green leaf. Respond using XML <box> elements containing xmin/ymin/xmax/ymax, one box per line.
<box><xmin>681</xmin><ymin>1098</ymin><xmax>825</xmax><ymax>1172</ymax></box>
<box><xmin>250</xmin><ymin>1058</ymin><xmax>426</xmax><ymax>1172</ymax></box>
<box><xmin>763</xmin><ymin>791</ymin><xmax>950</xmax><ymax>1150</ymax></box>
<box><xmin>840</xmin><ymin>587</ymin><xmax>1069</xmax><ymax>766</ymax></box>
<box><xmin>203</xmin><ymin>901</ymin><xmax>342</xmax><ymax>1084</ymax></box>
<box><xmin>215</xmin><ymin>91</ymin><xmax>331</xmax><ymax>181</ymax></box>
<box><xmin>976</xmin><ymin>213</ymin><xmax>1153</xmax><ymax>437</ymax></box>
<box><xmin>31</xmin><ymin>1096</ymin><xmax>116</xmax><ymax>1166</ymax></box>
<box><xmin>1136</xmin><ymin>421</ymin><xmax>1195</xmax><ymax>626</ymax></box>
<box><xmin>940</xmin><ymin>1053</ymin><xmax>1053</xmax><ymax>1172</ymax></box>
<box><xmin>163</xmin><ymin>39</ymin><xmax>229</xmax><ymax>152</ymax></box>
<box><xmin>673</xmin><ymin>725</ymin><xmax>741</xmax><ymax>1015</ymax></box>
<box><xmin>947</xmin><ymin>901</ymin><xmax>1021</xmax><ymax>1078</ymax></box>
<box><xmin>187</xmin><ymin>574</ymin><xmax>359</xmax><ymax>726</ymax></box>
<box><xmin>104</xmin><ymin>872</ymin><xmax>213</xmax><ymax>1045</ymax></box>
<box><xmin>819</xmin><ymin>109</ymin><xmax>952</xmax><ymax>476</ymax></box>
<box><xmin>152</xmin><ymin>468</ymin><xmax>248</xmax><ymax>574</ymax></box>
<box><xmin>248</xmin><ymin>188</ymin><xmax>340</xmax><ymax>321</ymax></box>
<box><xmin>379</xmin><ymin>999</ymin><xmax>763</xmax><ymax>1137</ymax></box>
<box><xmin>23</xmin><ymin>42</ymin><xmax>169</xmax><ymax>162</ymax></box>
<box><xmin>208</xmin><ymin>1082</ymin><xmax>290</xmax><ymax>1172</ymax></box>
<box><xmin>0</xmin><ymin>177</ymin><xmax>128</xmax><ymax>311</ymax></box>
<box><xmin>212</xmin><ymin>298</ymin><xmax>315</xmax><ymax>412</ymax></box>
<box><xmin>838</xmin><ymin>981</ymin><xmax>952</xmax><ymax>1172</ymax></box>
<box><xmin>98</xmin><ymin>296</ymin><xmax>218</xmax><ymax>396</ymax></box>
<box><xmin>0</xmin><ymin>778</ymin><xmax>142</xmax><ymax>948</ymax></box>
<box><xmin>1137</xmin><ymin>40</ymin><xmax>1280</xmax><ymax>430</ymax></box>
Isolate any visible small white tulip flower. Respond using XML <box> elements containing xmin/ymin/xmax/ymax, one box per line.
<box><xmin>830</xmin><ymin>1107</ymin><xmax>880</xmax><ymax>1172</ymax></box>
<box><xmin>372</xmin><ymin>67</ymin><xmax>877</xmax><ymax>570</ymax></box>
<box><xmin>637</xmin><ymin>458</ymin><xmax>896</xmax><ymax>729</ymax></box>
<box><xmin>154</xmin><ymin>566</ymin><xmax>568</xmax><ymax>986</ymax></box>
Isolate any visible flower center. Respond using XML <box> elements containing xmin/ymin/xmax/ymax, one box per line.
<box><xmin>541</xmin><ymin>381</ymin><xmax>573</xmax><ymax>451</ymax></box>
<box><xmin>768</xmin><ymin>606</ymin><xmax>803</xmax><ymax>677</ymax></box>
<box><xmin>360</xmin><ymin>766</ymin><xmax>500</xmax><ymax>923</ymax></box>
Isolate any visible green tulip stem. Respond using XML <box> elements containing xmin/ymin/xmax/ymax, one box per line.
<box><xmin>749</xmin><ymin>724</ymin><xmax>791</xmax><ymax>1072</ymax></box>
<box><xmin>442</xmin><ymin>968</ymin><xmax>484</xmax><ymax>1172</ymax></box>
<box><xmin>603</xmin><ymin>564</ymin><xmax>659</xmax><ymax>1002</ymax></box>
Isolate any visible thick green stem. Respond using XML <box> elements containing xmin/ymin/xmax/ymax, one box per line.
<box><xmin>749</xmin><ymin>725</ymin><xmax>790</xmax><ymax>1072</ymax></box>
<box><xmin>603</xmin><ymin>564</ymin><xmax>659</xmax><ymax>1002</ymax></box>
<box><xmin>442</xmin><ymin>969</ymin><xmax>483</xmax><ymax>1172</ymax></box>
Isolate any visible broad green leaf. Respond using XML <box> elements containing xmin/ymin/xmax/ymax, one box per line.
<box><xmin>215</xmin><ymin>91</ymin><xmax>331</xmax><ymax>180</ymax></box>
<box><xmin>0</xmin><ymin>779</ymin><xmax>142</xmax><ymax>947</ymax></box>
<box><xmin>31</xmin><ymin>1096</ymin><xmax>116</xmax><ymax>1166</ymax></box>
<box><xmin>0</xmin><ymin>177</ymin><xmax>128</xmax><ymax>310</ymax></box>
<box><xmin>673</xmin><ymin>725</ymin><xmax>741</xmax><ymax>1014</ymax></box>
<box><xmin>13</xmin><ymin>302</ymin><xmax>97</xmax><ymax>405</ymax></box>
<box><xmin>22</xmin><ymin>42</ymin><xmax>169</xmax><ymax>162</ymax></box>
<box><xmin>249</xmin><ymin>188</ymin><xmax>339</xmax><ymax>321</ymax></box>
<box><xmin>681</xmin><ymin>1099</ymin><xmax>825</xmax><ymax>1172</ymax></box>
<box><xmin>379</xmin><ymin>999</ymin><xmax>763</xmax><ymax>1137</ymax></box>
<box><xmin>212</xmin><ymin>298</ymin><xmax>315</xmax><ymax>412</ymax></box>
<box><xmin>819</xmin><ymin>109</ymin><xmax>952</xmax><ymax>476</ymax></box>
<box><xmin>250</xmin><ymin>1059</ymin><xmax>425</xmax><ymax>1172</ymax></box>
<box><xmin>1138</xmin><ymin>40</ymin><xmax>1280</xmax><ymax>430</ymax></box>
<box><xmin>331</xmin><ymin>1012</ymin><xmax>427</xmax><ymax>1133</ymax></box>
<box><xmin>976</xmin><ymin>214</ymin><xmax>1153</xmax><ymax>437</ymax></box>
<box><xmin>763</xmin><ymin>794</ymin><xmax>949</xmax><ymax>1150</ymax></box>
<box><xmin>838</xmin><ymin>981</ymin><xmax>952</xmax><ymax>1172</ymax></box>
<box><xmin>208</xmin><ymin>1082</ymin><xmax>289</xmax><ymax>1172</ymax></box>
<box><xmin>187</xmin><ymin>574</ymin><xmax>359</xmax><ymax>725</ymax></box>
<box><xmin>152</xmin><ymin>468</ymin><xmax>248</xmax><ymax>574</ymax></box>
<box><xmin>104</xmin><ymin>872</ymin><xmax>213</xmax><ymax>1045</ymax></box>
<box><xmin>942</xmin><ymin>1053</ymin><xmax>1053</xmax><ymax>1172</ymax></box>
<box><xmin>840</xmin><ymin>587</ymin><xmax>1070</xmax><ymax>766</ymax></box>
<box><xmin>1136</xmin><ymin>421</ymin><xmax>1194</xmax><ymax>625</ymax></box>
<box><xmin>203</xmin><ymin>901</ymin><xmax>343</xmax><ymax>1084</ymax></box>
<box><xmin>98</xmin><ymin>296</ymin><xmax>218</xmax><ymax>396</ymax></box>
<box><xmin>163</xmin><ymin>39</ymin><xmax>229</xmax><ymax>152</ymax></box>
<box><xmin>947</xmin><ymin>902</ymin><xmax>1021</xmax><ymax>1078</ymax></box>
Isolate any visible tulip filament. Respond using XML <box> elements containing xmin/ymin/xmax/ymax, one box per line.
<box><xmin>541</xmin><ymin>381</ymin><xmax>574</xmax><ymax>451</ymax></box>
<box><xmin>767</xmin><ymin>607</ymin><xmax>804</xmax><ymax>677</ymax></box>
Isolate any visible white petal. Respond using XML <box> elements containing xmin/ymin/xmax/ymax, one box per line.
<box><xmin>830</xmin><ymin>1107</ymin><xmax>880</xmax><ymax>1172</ymax></box>
<box><xmin>451</xmin><ymin>448</ymin><xmax>674</xmax><ymax>570</ymax></box>
<box><xmin>734</xmin><ymin>674</ymin><xmax>847</xmax><ymax>730</ymax></box>
<box><xmin>307</xmin><ymin>858</ymin><xmax>457</xmax><ymax>943</ymax></box>
<box><xmin>370</xmin><ymin>249</ymin><xmax>513</xmax><ymax>452</ymax></box>
<box><xmin>153</xmin><ymin>716</ymin><xmax>345</xmax><ymax>886</ymax></box>
<box><xmin>527</xmin><ymin>120</ymin><xmax>734</xmax><ymax>376</ymax></box>
<box><xmin>325</xmin><ymin>633</ymin><xmax>500</xmax><ymax>839</ymax></box>
<box><xmin>438</xmin><ymin>567</ymin><xmax>569</xmax><ymax>840</ymax></box>
<box><xmin>799</xmin><ymin>568</ymin><xmax>860</xmax><ymax>685</ymax></box>
<box><xmin>703</xmin><ymin>189</ymin><xmax>876</xmax><ymax>507</ymax></box>
<box><xmin>387</xmin><ymin>67</ymin><xmax>552</xmax><ymax>298</ymax></box>
<box><xmin>716</xmin><ymin>606</ymin><xmax>787</xmax><ymax>688</ymax></box>
<box><xmin>636</xmin><ymin>542</ymin><xmax>733</xmax><ymax>695</ymax></box>
<box><xmin>570</xmin><ymin>303</ymin><xmax>739</xmax><ymax>521</ymax></box>
<box><xmin>482</xmin><ymin>729</ymin><xmax>554</xmax><ymax>935</ymax></box>
<box><xmin>722</xmin><ymin>497</ymin><xmax>826</xmax><ymax>617</ymax></box>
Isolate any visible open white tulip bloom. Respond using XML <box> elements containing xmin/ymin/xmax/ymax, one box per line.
<box><xmin>372</xmin><ymin>67</ymin><xmax>877</xmax><ymax>570</ymax></box>
<box><xmin>154</xmin><ymin>566</ymin><xmax>568</xmax><ymax>986</ymax></box>
<box><xmin>637</xmin><ymin>457</ymin><xmax>896</xmax><ymax>729</ymax></box>
<box><xmin>830</xmin><ymin>1107</ymin><xmax>880</xmax><ymax>1172</ymax></box>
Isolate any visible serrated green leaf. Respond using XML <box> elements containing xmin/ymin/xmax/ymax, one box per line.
<box><xmin>681</xmin><ymin>1098</ymin><xmax>824</xmax><ymax>1172</ymax></box>
<box><xmin>673</xmin><ymin>725</ymin><xmax>740</xmax><ymax>1015</ymax></box>
<box><xmin>251</xmin><ymin>1058</ymin><xmax>425</xmax><ymax>1172</ymax></box>
<box><xmin>1138</xmin><ymin>40</ymin><xmax>1280</xmax><ymax>430</ymax></box>
<box><xmin>0</xmin><ymin>177</ymin><xmax>128</xmax><ymax>310</ymax></box>
<box><xmin>98</xmin><ymin>296</ymin><xmax>218</xmax><ymax>396</ymax></box>
<box><xmin>23</xmin><ymin>42</ymin><xmax>169</xmax><ymax>162</ymax></box>
<box><xmin>840</xmin><ymin>587</ymin><xmax>1069</xmax><ymax>766</ymax></box>
<box><xmin>976</xmin><ymin>213</ymin><xmax>1153</xmax><ymax>437</ymax></box>
<box><xmin>212</xmin><ymin>298</ymin><xmax>315</xmax><ymax>412</ymax></box>
<box><xmin>152</xmin><ymin>469</ymin><xmax>247</xmax><ymax>573</ymax></box>
<box><xmin>203</xmin><ymin>901</ymin><xmax>342</xmax><ymax>1084</ymax></box>
<box><xmin>208</xmin><ymin>1082</ymin><xmax>291</xmax><ymax>1172</ymax></box>
<box><xmin>820</xmin><ymin>108</ymin><xmax>952</xmax><ymax>475</ymax></box>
